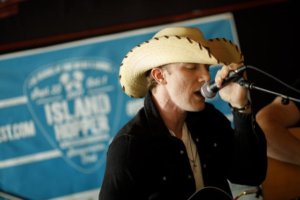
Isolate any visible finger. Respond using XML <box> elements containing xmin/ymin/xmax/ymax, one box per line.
<box><xmin>228</xmin><ymin>63</ymin><xmax>243</xmax><ymax>70</ymax></box>
<box><xmin>220</xmin><ymin>65</ymin><xmax>231</xmax><ymax>79</ymax></box>
<box><xmin>215</xmin><ymin>66</ymin><xmax>230</xmax><ymax>87</ymax></box>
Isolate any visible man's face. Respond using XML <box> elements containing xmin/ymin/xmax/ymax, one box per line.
<box><xmin>163</xmin><ymin>63</ymin><xmax>211</xmax><ymax>112</ymax></box>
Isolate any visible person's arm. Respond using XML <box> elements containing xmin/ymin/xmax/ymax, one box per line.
<box><xmin>216</xmin><ymin>64</ymin><xmax>267</xmax><ymax>185</ymax></box>
<box><xmin>256</xmin><ymin>96</ymin><xmax>300</xmax><ymax>166</ymax></box>
<box><xmin>227</xmin><ymin>108</ymin><xmax>267</xmax><ymax>186</ymax></box>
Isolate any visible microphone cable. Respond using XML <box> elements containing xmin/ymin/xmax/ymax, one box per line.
<box><xmin>244</xmin><ymin>65</ymin><xmax>300</xmax><ymax>94</ymax></box>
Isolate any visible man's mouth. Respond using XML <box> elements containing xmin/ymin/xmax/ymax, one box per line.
<box><xmin>194</xmin><ymin>90</ymin><xmax>203</xmax><ymax>98</ymax></box>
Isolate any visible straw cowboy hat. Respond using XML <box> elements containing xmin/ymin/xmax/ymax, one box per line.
<box><xmin>119</xmin><ymin>26</ymin><xmax>244</xmax><ymax>98</ymax></box>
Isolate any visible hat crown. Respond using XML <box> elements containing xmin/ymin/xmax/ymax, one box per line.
<box><xmin>153</xmin><ymin>27</ymin><xmax>207</xmax><ymax>44</ymax></box>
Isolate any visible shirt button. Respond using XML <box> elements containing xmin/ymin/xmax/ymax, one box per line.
<box><xmin>180</xmin><ymin>150</ymin><xmax>185</xmax><ymax>155</ymax></box>
<box><xmin>195</xmin><ymin>138</ymin><xmax>199</xmax><ymax>142</ymax></box>
<box><xmin>203</xmin><ymin>164</ymin><xmax>207</xmax><ymax>169</ymax></box>
<box><xmin>187</xmin><ymin>174</ymin><xmax>193</xmax><ymax>179</ymax></box>
<box><xmin>162</xmin><ymin>176</ymin><xmax>167</xmax><ymax>181</ymax></box>
<box><xmin>213</xmin><ymin>142</ymin><xmax>218</xmax><ymax>147</ymax></box>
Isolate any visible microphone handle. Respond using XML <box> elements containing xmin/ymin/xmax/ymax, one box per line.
<box><xmin>221</xmin><ymin>65</ymin><xmax>247</xmax><ymax>87</ymax></box>
<box><xmin>201</xmin><ymin>66</ymin><xmax>247</xmax><ymax>98</ymax></box>
<box><xmin>218</xmin><ymin>71</ymin><xmax>242</xmax><ymax>89</ymax></box>
<box><xmin>210</xmin><ymin>69</ymin><xmax>244</xmax><ymax>93</ymax></box>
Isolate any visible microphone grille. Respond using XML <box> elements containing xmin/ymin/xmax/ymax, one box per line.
<box><xmin>200</xmin><ymin>82</ymin><xmax>216</xmax><ymax>99</ymax></box>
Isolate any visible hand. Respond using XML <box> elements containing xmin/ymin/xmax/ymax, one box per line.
<box><xmin>215</xmin><ymin>63</ymin><xmax>249</xmax><ymax>108</ymax></box>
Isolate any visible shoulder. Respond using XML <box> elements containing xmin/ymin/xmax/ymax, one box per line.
<box><xmin>109</xmin><ymin>107</ymin><xmax>151</xmax><ymax>151</ymax></box>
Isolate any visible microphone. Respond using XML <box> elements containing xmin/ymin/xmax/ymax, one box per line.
<box><xmin>200</xmin><ymin>65</ymin><xmax>247</xmax><ymax>98</ymax></box>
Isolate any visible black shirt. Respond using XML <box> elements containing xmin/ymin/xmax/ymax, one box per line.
<box><xmin>99</xmin><ymin>92</ymin><xmax>267</xmax><ymax>200</ymax></box>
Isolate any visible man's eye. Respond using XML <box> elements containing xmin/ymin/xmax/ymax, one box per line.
<box><xmin>186</xmin><ymin>65</ymin><xmax>197</xmax><ymax>70</ymax></box>
<box><xmin>187</xmin><ymin>67</ymin><xmax>196</xmax><ymax>70</ymax></box>
<box><xmin>205</xmin><ymin>65</ymin><xmax>210</xmax><ymax>71</ymax></box>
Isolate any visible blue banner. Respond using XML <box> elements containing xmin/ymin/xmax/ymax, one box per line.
<box><xmin>0</xmin><ymin>13</ymin><xmax>239</xmax><ymax>199</ymax></box>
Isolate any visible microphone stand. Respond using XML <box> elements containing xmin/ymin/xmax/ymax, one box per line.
<box><xmin>238</xmin><ymin>79</ymin><xmax>300</xmax><ymax>105</ymax></box>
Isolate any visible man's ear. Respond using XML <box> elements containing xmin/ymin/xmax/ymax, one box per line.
<box><xmin>151</xmin><ymin>68</ymin><xmax>166</xmax><ymax>84</ymax></box>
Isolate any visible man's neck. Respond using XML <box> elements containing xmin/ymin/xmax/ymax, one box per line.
<box><xmin>151</xmin><ymin>90</ymin><xmax>186</xmax><ymax>138</ymax></box>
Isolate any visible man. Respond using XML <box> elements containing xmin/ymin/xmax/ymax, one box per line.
<box><xmin>99</xmin><ymin>27</ymin><xmax>267</xmax><ymax>200</ymax></box>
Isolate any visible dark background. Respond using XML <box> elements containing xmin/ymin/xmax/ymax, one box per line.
<box><xmin>0</xmin><ymin>0</ymin><xmax>297</xmax><ymax>112</ymax></box>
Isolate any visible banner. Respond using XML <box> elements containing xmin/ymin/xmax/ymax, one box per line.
<box><xmin>0</xmin><ymin>13</ymin><xmax>239</xmax><ymax>199</ymax></box>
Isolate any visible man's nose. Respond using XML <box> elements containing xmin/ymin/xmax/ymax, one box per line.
<box><xmin>197</xmin><ymin>68</ymin><xmax>211</xmax><ymax>83</ymax></box>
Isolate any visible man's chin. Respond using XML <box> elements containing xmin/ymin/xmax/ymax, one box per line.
<box><xmin>188</xmin><ymin>103</ymin><xmax>206</xmax><ymax>112</ymax></box>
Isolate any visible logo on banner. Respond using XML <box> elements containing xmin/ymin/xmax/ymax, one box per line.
<box><xmin>24</xmin><ymin>58</ymin><xmax>122</xmax><ymax>173</ymax></box>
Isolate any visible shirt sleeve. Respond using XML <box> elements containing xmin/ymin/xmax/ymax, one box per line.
<box><xmin>228</xmin><ymin>110</ymin><xmax>267</xmax><ymax>186</ymax></box>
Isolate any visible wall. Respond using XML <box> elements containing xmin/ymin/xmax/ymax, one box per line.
<box><xmin>0</xmin><ymin>0</ymin><xmax>295</xmax><ymax>111</ymax></box>
<box><xmin>233</xmin><ymin>0</ymin><xmax>297</xmax><ymax>111</ymax></box>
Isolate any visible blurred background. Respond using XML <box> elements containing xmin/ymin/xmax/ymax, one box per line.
<box><xmin>0</xmin><ymin>0</ymin><xmax>296</xmax><ymax>110</ymax></box>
